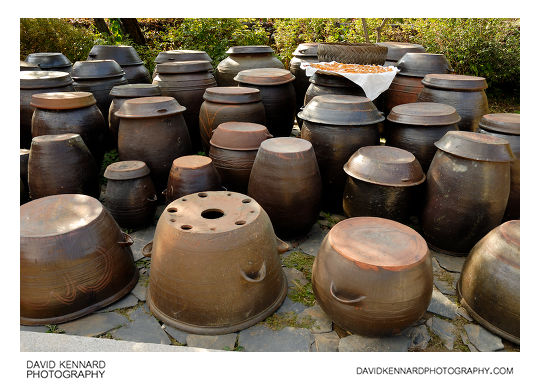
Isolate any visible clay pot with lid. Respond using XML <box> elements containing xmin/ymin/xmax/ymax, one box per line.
<box><xmin>153</xmin><ymin>50</ymin><xmax>212</xmax><ymax>79</ymax></box>
<box><xmin>20</xmin><ymin>61</ymin><xmax>39</xmax><ymax>71</ymax></box>
<box><xmin>457</xmin><ymin>220</ymin><xmax>520</xmax><ymax>345</ymax></box>
<box><xmin>312</xmin><ymin>217</ymin><xmax>433</xmax><ymax>337</ymax></box>
<box><xmin>289</xmin><ymin>43</ymin><xmax>319</xmax><ymax>126</ymax></box>
<box><xmin>235</xmin><ymin>68</ymin><xmax>296</xmax><ymax>137</ymax></box>
<box><xmin>299</xmin><ymin>95</ymin><xmax>383</xmax><ymax>211</ymax></box>
<box><xmin>87</xmin><ymin>45</ymin><xmax>151</xmax><ymax>84</ymax></box>
<box><xmin>199</xmin><ymin>87</ymin><xmax>266</xmax><ymax>152</ymax></box>
<box><xmin>20</xmin><ymin>149</ymin><xmax>30</xmax><ymax>204</ymax></box>
<box><xmin>248</xmin><ymin>137</ymin><xmax>321</xmax><ymax>238</ymax></box>
<box><xmin>418</xmin><ymin>74</ymin><xmax>488</xmax><ymax>132</ymax></box>
<box><xmin>478</xmin><ymin>113</ymin><xmax>520</xmax><ymax>221</ymax></box>
<box><xmin>385</xmin><ymin>102</ymin><xmax>461</xmax><ymax>172</ymax></box>
<box><xmin>209</xmin><ymin>122</ymin><xmax>272</xmax><ymax>193</ymax></box>
<box><xmin>304</xmin><ymin>72</ymin><xmax>366</xmax><ymax>110</ymax></box>
<box><xmin>422</xmin><ymin>131</ymin><xmax>514</xmax><ymax>256</ymax></box>
<box><xmin>216</xmin><ymin>45</ymin><xmax>284</xmax><ymax>87</ymax></box>
<box><xmin>25</xmin><ymin>52</ymin><xmax>72</xmax><ymax>73</ymax></box>
<box><xmin>20</xmin><ymin>194</ymin><xmax>138</xmax><ymax>325</ymax></box>
<box><xmin>376</xmin><ymin>42</ymin><xmax>426</xmax><ymax>67</ymax></box>
<box><xmin>146</xmin><ymin>191</ymin><xmax>288</xmax><ymax>334</ymax></box>
<box><xmin>103</xmin><ymin>161</ymin><xmax>158</xmax><ymax>229</ymax></box>
<box><xmin>343</xmin><ymin>146</ymin><xmax>425</xmax><ymax>222</ymax></box>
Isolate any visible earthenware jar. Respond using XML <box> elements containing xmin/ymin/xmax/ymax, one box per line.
<box><xmin>103</xmin><ymin>161</ymin><xmax>158</xmax><ymax>229</ymax></box>
<box><xmin>304</xmin><ymin>72</ymin><xmax>365</xmax><ymax>109</ymax></box>
<box><xmin>25</xmin><ymin>52</ymin><xmax>72</xmax><ymax>73</ymax></box>
<box><xmin>87</xmin><ymin>45</ymin><xmax>151</xmax><ymax>84</ymax></box>
<box><xmin>154</xmin><ymin>61</ymin><xmax>217</xmax><ymax>151</ymax></box>
<box><xmin>248</xmin><ymin>137</ymin><xmax>321</xmax><ymax>238</ymax></box>
<box><xmin>289</xmin><ymin>43</ymin><xmax>319</xmax><ymax>126</ymax></box>
<box><xmin>20</xmin><ymin>149</ymin><xmax>30</xmax><ymax>203</ymax></box>
<box><xmin>343</xmin><ymin>146</ymin><xmax>425</xmax><ymax>222</ymax></box>
<box><xmin>209</xmin><ymin>122</ymin><xmax>272</xmax><ymax>193</ymax></box>
<box><xmin>30</xmin><ymin>91</ymin><xmax>106</xmax><ymax>164</ymax></box>
<box><xmin>20</xmin><ymin>61</ymin><xmax>39</xmax><ymax>71</ymax></box>
<box><xmin>20</xmin><ymin>194</ymin><xmax>138</xmax><ymax>325</ymax></box>
<box><xmin>165</xmin><ymin>155</ymin><xmax>222</xmax><ymax>203</ymax></box>
<box><xmin>146</xmin><ymin>191</ymin><xmax>288</xmax><ymax>334</ymax></box>
<box><xmin>418</xmin><ymin>74</ymin><xmax>488</xmax><ymax>132</ymax></box>
<box><xmin>199</xmin><ymin>87</ymin><xmax>266</xmax><ymax>152</ymax></box>
<box><xmin>422</xmin><ymin>131</ymin><xmax>514</xmax><ymax>256</ymax></box>
<box><xmin>20</xmin><ymin>71</ymin><xmax>74</xmax><ymax>148</ymax></box>
<box><xmin>385</xmin><ymin>102</ymin><xmax>461</xmax><ymax>172</ymax></box>
<box><xmin>153</xmin><ymin>49</ymin><xmax>212</xmax><ymax>79</ymax></box>
<box><xmin>457</xmin><ymin>220</ymin><xmax>520</xmax><ymax>344</ymax></box>
<box><xmin>28</xmin><ymin>133</ymin><xmax>99</xmax><ymax>200</ymax></box>
<box><xmin>116</xmin><ymin>96</ymin><xmax>192</xmax><ymax>191</ymax></box>
<box><xmin>376</xmin><ymin>42</ymin><xmax>425</xmax><ymax>67</ymax></box>
<box><xmin>312</xmin><ymin>217</ymin><xmax>433</xmax><ymax>336</ymax></box>
<box><xmin>235</xmin><ymin>68</ymin><xmax>296</xmax><ymax>137</ymax></box>
<box><xmin>299</xmin><ymin>95</ymin><xmax>383</xmax><ymax>211</ymax></box>
<box><xmin>216</xmin><ymin>45</ymin><xmax>284</xmax><ymax>86</ymax></box>
<box><xmin>478</xmin><ymin>113</ymin><xmax>520</xmax><ymax>220</ymax></box>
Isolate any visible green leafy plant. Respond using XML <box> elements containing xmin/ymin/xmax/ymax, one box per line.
<box><xmin>45</xmin><ymin>324</ymin><xmax>65</xmax><ymax>334</ymax></box>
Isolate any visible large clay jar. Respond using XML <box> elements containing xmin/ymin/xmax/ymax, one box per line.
<box><xmin>457</xmin><ymin>220</ymin><xmax>520</xmax><ymax>345</ymax></box>
<box><xmin>30</xmin><ymin>91</ymin><xmax>106</xmax><ymax>164</ymax></box>
<box><xmin>28</xmin><ymin>133</ymin><xmax>99</xmax><ymax>199</ymax></box>
<box><xmin>20</xmin><ymin>61</ymin><xmax>39</xmax><ymax>71</ymax></box>
<box><xmin>422</xmin><ymin>131</ymin><xmax>514</xmax><ymax>256</ymax></box>
<box><xmin>152</xmin><ymin>49</ymin><xmax>212</xmax><ymax>79</ymax></box>
<box><xmin>235</xmin><ymin>68</ymin><xmax>296</xmax><ymax>137</ymax></box>
<box><xmin>154</xmin><ymin>61</ymin><xmax>217</xmax><ymax>152</ymax></box>
<box><xmin>146</xmin><ymin>191</ymin><xmax>288</xmax><ymax>334</ymax></box>
<box><xmin>87</xmin><ymin>45</ymin><xmax>151</xmax><ymax>84</ymax></box>
<box><xmin>343</xmin><ymin>146</ymin><xmax>425</xmax><ymax>223</ymax></box>
<box><xmin>165</xmin><ymin>155</ymin><xmax>222</xmax><ymax>203</ymax></box>
<box><xmin>20</xmin><ymin>71</ymin><xmax>74</xmax><ymax>148</ymax></box>
<box><xmin>103</xmin><ymin>160</ymin><xmax>158</xmax><ymax>229</ymax></box>
<box><xmin>20</xmin><ymin>149</ymin><xmax>30</xmax><ymax>203</ymax></box>
<box><xmin>248</xmin><ymin>137</ymin><xmax>321</xmax><ymax>238</ymax></box>
<box><xmin>116</xmin><ymin>96</ymin><xmax>192</xmax><ymax>192</ymax></box>
<box><xmin>20</xmin><ymin>194</ymin><xmax>138</xmax><ymax>325</ymax></box>
<box><xmin>312</xmin><ymin>217</ymin><xmax>433</xmax><ymax>336</ymax></box>
<box><xmin>289</xmin><ymin>43</ymin><xmax>319</xmax><ymax>126</ymax></box>
<box><xmin>478</xmin><ymin>113</ymin><xmax>520</xmax><ymax>221</ymax></box>
<box><xmin>25</xmin><ymin>52</ymin><xmax>72</xmax><ymax>73</ymax></box>
<box><xmin>385</xmin><ymin>102</ymin><xmax>461</xmax><ymax>172</ymax></box>
<box><xmin>418</xmin><ymin>74</ymin><xmax>488</xmax><ymax>132</ymax></box>
<box><xmin>216</xmin><ymin>45</ymin><xmax>284</xmax><ymax>87</ymax></box>
<box><xmin>199</xmin><ymin>87</ymin><xmax>266</xmax><ymax>152</ymax></box>
<box><xmin>299</xmin><ymin>95</ymin><xmax>383</xmax><ymax>211</ymax></box>
<box><xmin>304</xmin><ymin>72</ymin><xmax>365</xmax><ymax>109</ymax></box>
<box><xmin>376</xmin><ymin>42</ymin><xmax>425</xmax><ymax>67</ymax></box>
<box><xmin>209</xmin><ymin>122</ymin><xmax>272</xmax><ymax>193</ymax></box>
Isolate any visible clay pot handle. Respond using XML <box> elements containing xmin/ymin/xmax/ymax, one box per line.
<box><xmin>142</xmin><ymin>241</ymin><xmax>153</xmax><ymax>258</ymax></box>
<box><xmin>240</xmin><ymin>261</ymin><xmax>266</xmax><ymax>283</ymax></box>
<box><xmin>276</xmin><ymin>237</ymin><xmax>289</xmax><ymax>254</ymax></box>
<box><xmin>117</xmin><ymin>232</ymin><xmax>134</xmax><ymax>247</ymax></box>
<box><xmin>147</xmin><ymin>194</ymin><xmax>157</xmax><ymax>202</ymax></box>
<box><xmin>330</xmin><ymin>281</ymin><xmax>366</xmax><ymax>305</ymax></box>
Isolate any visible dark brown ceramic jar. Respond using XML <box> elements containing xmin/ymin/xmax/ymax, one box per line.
<box><xmin>20</xmin><ymin>149</ymin><xmax>30</xmax><ymax>203</ymax></box>
<box><xmin>25</xmin><ymin>52</ymin><xmax>73</xmax><ymax>73</ymax></box>
<box><xmin>209</xmin><ymin>122</ymin><xmax>272</xmax><ymax>193</ymax></box>
<box><xmin>304</xmin><ymin>72</ymin><xmax>365</xmax><ymax>110</ymax></box>
<box><xmin>235</xmin><ymin>68</ymin><xmax>296</xmax><ymax>137</ymax></box>
<box><xmin>199</xmin><ymin>87</ymin><xmax>266</xmax><ymax>152</ymax></box>
<box><xmin>422</xmin><ymin>131</ymin><xmax>514</xmax><ymax>256</ymax></box>
<box><xmin>20</xmin><ymin>61</ymin><xmax>39</xmax><ymax>71</ymax></box>
<box><xmin>248</xmin><ymin>137</ymin><xmax>321</xmax><ymax>238</ymax></box>
<box><xmin>385</xmin><ymin>102</ymin><xmax>461</xmax><ymax>172</ymax></box>
<box><xmin>376</xmin><ymin>42</ymin><xmax>426</xmax><ymax>67</ymax></box>
<box><xmin>312</xmin><ymin>217</ymin><xmax>433</xmax><ymax>336</ymax></box>
<box><xmin>152</xmin><ymin>50</ymin><xmax>212</xmax><ymax>79</ymax></box>
<box><xmin>298</xmin><ymin>95</ymin><xmax>383</xmax><ymax>211</ymax></box>
<box><xmin>289</xmin><ymin>43</ymin><xmax>319</xmax><ymax>126</ymax></box>
<box><xmin>418</xmin><ymin>74</ymin><xmax>488</xmax><ymax>132</ymax></box>
<box><xmin>28</xmin><ymin>133</ymin><xmax>99</xmax><ymax>199</ymax></box>
<box><xmin>154</xmin><ymin>61</ymin><xmax>217</xmax><ymax>151</ymax></box>
<box><xmin>88</xmin><ymin>45</ymin><xmax>151</xmax><ymax>84</ymax></box>
<box><xmin>216</xmin><ymin>45</ymin><xmax>284</xmax><ymax>87</ymax></box>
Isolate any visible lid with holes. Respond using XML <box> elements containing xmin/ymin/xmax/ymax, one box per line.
<box><xmin>25</xmin><ymin>52</ymin><xmax>72</xmax><ymax>69</ymax></box>
<box><xmin>154</xmin><ymin>50</ymin><xmax>212</xmax><ymax>64</ymax></box>
<box><xmin>478</xmin><ymin>113</ymin><xmax>520</xmax><ymax>136</ymax></box>
<box><xmin>397</xmin><ymin>53</ymin><xmax>452</xmax><ymax>77</ymax></box>
<box><xmin>298</xmin><ymin>95</ymin><xmax>384</xmax><ymax>125</ymax></box>
<box><xmin>226</xmin><ymin>45</ymin><xmax>274</xmax><ymax>54</ymax></box>
<box><xmin>435</xmin><ymin>131</ymin><xmax>514</xmax><ymax>162</ymax></box>
<box><xmin>234</xmin><ymin>68</ymin><xmax>295</xmax><ymax>85</ymax></box>
<box><xmin>387</xmin><ymin>102</ymin><xmax>461</xmax><ymax>126</ymax></box>
<box><xmin>293</xmin><ymin>43</ymin><xmax>319</xmax><ymax>57</ymax></box>
<box><xmin>376</xmin><ymin>42</ymin><xmax>426</xmax><ymax>62</ymax></box>
<box><xmin>71</xmin><ymin>60</ymin><xmax>125</xmax><ymax>80</ymax></box>
<box><xmin>172</xmin><ymin>155</ymin><xmax>213</xmax><ymax>170</ymax></box>
<box><xmin>210</xmin><ymin>122</ymin><xmax>272</xmax><ymax>150</ymax></box>
<box><xmin>104</xmin><ymin>160</ymin><xmax>150</xmax><ymax>180</ymax></box>
<box><xmin>20</xmin><ymin>71</ymin><xmax>73</xmax><ymax>89</ymax></box>
<box><xmin>31</xmin><ymin>91</ymin><xmax>96</xmax><ymax>110</ymax></box>
<box><xmin>115</xmin><ymin>96</ymin><xmax>185</xmax><ymax>118</ymax></box>
<box><xmin>203</xmin><ymin>87</ymin><xmax>261</xmax><ymax>104</ymax></box>
<box><xmin>156</xmin><ymin>60</ymin><xmax>213</xmax><ymax>74</ymax></box>
<box><xmin>110</xmin><ymin>84</ymin><xmax>161</xmax><ymax>98</ymax></box>
<box><xmin>87</xmin><ymin>45</ymin><xmax>143</xmax><ymax>65</ymax></box>
<box><xmin>422</xmin><ymin>74</ymin><xmax>488</xmax><ymax>91</ymax></box>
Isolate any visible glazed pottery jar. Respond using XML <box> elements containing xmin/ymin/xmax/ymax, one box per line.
<box><xmin>248</xmin><ymin>137</ymin><xmax>321</xmax><ymax>238</ymax></box>
<box><xmin>289</xmin><ymin>43</ymin><xmax>319</xmax><ymax>126</ymax></box>
<box><xmin>20</xmin><ymin>149</ymin><xmax>30</xmax><ymax>203</ymax></box>
<box><xmin>422</xmin><ymin>131</ymin><xmax>514</xmax><ymax>256</ymax></box>
<box><xmin>152</xmin><ymin>50</ymin><xmax>212</xmax><ymax>79</ymax></box>
<box><xmin>20</xmin><ymin>61</ymin><xmax>39</xmax><ymax>71</ymax></box>
<box><xmin>376</xmin><ymin>42</ymin><xmax>425</xmax><ymax>67</ymax></box>
<box><xmin>25</xmin><ymin>52</ymin><xmax>72</xmax><ymax>73</ymax></box>
<box><xmin>146</xmin><ymin>191</ymin><xmax>288</xmax><ymax>334</ymax></box>
<box><xmin>312</xmin><ymin>217</ymin><xmax>433</xmax><ymax>336</ymax></box>
<box><xmin>88</xmin><ymin>45</ymin><xmax>151</xmax><ymax>84</ymax></box>
<box><xmin>20</xmin><ymin>194</ymin><xmax>138</xmax><ymax>325</ymax></box>
<box><xmin>304</xmin><ymin>72</ymin><xmax>365</xmax><ymax>109</ymax></box>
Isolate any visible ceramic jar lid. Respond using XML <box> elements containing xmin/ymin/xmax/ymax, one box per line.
<box><xmin>293</xmin><ymin>43</ymin><xmax>319</xmax><ymax>57</ymax></box>
<box><xmin>422</xmin><ymin>74</ymin><xmax>488</xmax><ymax>91</ymax></box>
<box><xmin>210</xmin><ymin>122</ymin><xmax>272</xmax><ymax>151</ymax></box>
<box><xmin>156</xmin><ymin>60</ymin><xmax>213</xmax><ymax>74</ymax></box>
<box><xmin>20</xmin><ymin>149</ymin><xmax>30</xmax><ymax>156</ymax></box>
<box><xmin>20</xmin><ymin>61</ymin><xmax>40</xmax><ymax>71</ymax></box>
<box><xmin>71</xmin><ymin>60</ymin><xmax>125</xmax><ymax>80</ymax></box>
<box><xmin>397</xmin><ymin>53</ymin><xmax>452</xmax><ymax>77</ymax></box>
<box><xmin>20</xmin><ymin>71</ymin><xmax>73</xmax><ymax>89</ymax></box>
<box><xmin>203</xmin><ymin>87</ymin><xmax>261</xmax><ymax>104</ymax></box>
<box><xmin>115</xmin><ymin>96</ymin><xmax>186</xmax><ymax>118</ymax></box>
<box><xmin>435</xmin><ymin>131</ymin><xmax>514</xmax><ymax>162</ymax></box>
<box><xmin>387</xmin><ymin>102</ymin><xmax>461</xmax><ymax>126</ymax></box>
<box><xmin>31</xmin><ymin>91</ymin><xmax>96</xmax><ymax>110</ymax></box>
<box><xmin>479</xmin><ymin>113</ymin><xmax>520</xmax><ymax>136</ymax></box>
<box><xmin>376</xmin><ymin>42</ymin><xmax>426</xmax><ymax>62</ymax></box>
<box><xmin>234</xmin><ymin>68</ymin><xmax>295</xmax><ymax>85</ymax></box>
<box><xmin>344</xmin><ymin>145</ymin><xmax>425</xmax><ymax>187</ymax></box>
<box><xmin>25</xmin><ymin>53</ymin><xmax>72</xmax><ymax>69</ymax></box>
<box><xmin>172</xmin><ymin>155</ymin><xmax>214</xmax><ymax>170</ymax></box>
<box><xmin>259</xmin><ymin>137</ymin><xmax>313</xmax><ymax>155</ymax></box>
<box><xmin>154</xmin><ymin>50</ymin><xmax>212</xmax><ymax>64</ymax></box>
<box><xmin>87</xmin><ymin>45</ymin><xmax>143</xmax><ymax>65</ymax></box>
<box><xmin>110</xmin><ymin>84</ymin><xmax>161</xmax><ymax>98</ymax></box>
<box><xmin>298</xmin><ymin>95</ymin><xmax>384</xmax><ymax>125</ymax></box>
<box><xmin>226</xmin><ymin>45</ymin><xmax>274</xmax><ymax>54</ymax></box>
<box><xmin>104</xmin><ymin>160</ymin><xmax>150</xmax><ymax>180</ymax></box>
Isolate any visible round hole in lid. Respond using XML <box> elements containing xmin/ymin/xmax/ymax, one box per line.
<box><xmin>157</xmin><ymin>108</ymin><xmax>168</xmax><ymax>113</ymax></box>
<box><xmin>242</xmin><ymin>199</ymin><xmax>251</xmax><ymax>204</ymax></box>
<box><xmin>201</xmin><ymin>209</ymin><xmax>225</xmax><ymax>219</ymax></box>
<box><xmin>250</xmin><ymin>210</ymin><xmax>255</xmax><ymax>213</ymax></box>
<box><xmin>170</xmin><ymin>218</ymin><xmax>176</xmax><ymax>223</ymax></box>
<box><xmin>198</xmin><ymin>192</ymin><xmax>208</xmax><ymax>198</ymax></box>
<box><xmin>167</xmin><ymin>207</ymin><xmax>177</xmax><ymax>213</ymax></box>
<box><xmin>235</xmin><ymin>220</ymin><xmax>246</xmax><ymax>226</ymax></box>
<box><xmin>181</xmin><ymin>225</ymin><xmax>192</xmax><ymax>230</ymax></box>
<box><xmin>182</xmin><ymin>198</ymin><xmax>187</xmax><ymax>201</ymax></box>
<box><xmin>227</xmin><ymin>193</ymin><xmax>232</xmax><ymax>196</ymax></box>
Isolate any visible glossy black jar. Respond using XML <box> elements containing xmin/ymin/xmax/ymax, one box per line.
<box><xmin>25</xmin><ymin>52</ymin><xmax>72</xmax><ymax>73</ymax></box>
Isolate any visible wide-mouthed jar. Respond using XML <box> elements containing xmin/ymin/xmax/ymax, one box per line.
<box><xmin>20</xmin><ymin>61</ymin><xmax>39</xmax><ymax>71</ymax></box>
<box><xmin>376</xmin><ymin>42</ymin><xmax>426</xmax><ymax>67</ymax></box>
<box><xmin>235</xmin><ymin>68</ymin><xmax>296</xmax><ymax>137</ymax></box>
<box><xmin>103</xmin><ymin>160</ymin><xmax>157</xmax><ymax>229</ymax></box>
<box><xmin>343</xmin><ymin>146</ymin><xmax>425</xmax><ymax>222</ymax></box>
<box><xmin>209</xmin><ymin>122</ymin><xmax>272</xmax><ymax>193</ymax></box>
<box><xmin>299</xmin><ymin>95</ymin><xmax>383</xmax><ymax>211</ymax></box>
<box><xmin>154</xmin><ymin>61</ymin><xmax>217</xmax><ymax>151</ymax></box>
<box><xmin>146</xmin><ymin>191</ymin><xmax>288</xmax><ymax>334</ymax></box>
<box><xmin>422</xmin><ymin>131</ymin><xmax>514</xmax><ymax>256</ymax></box>
<box><xmin>20</xmin><ymin>149</ymin><xmax>30</xmax><ymax>203</ymax></box>
<box><xmin>199</xmin><ymin>87</ymin><xmax>266</xmax><ymax>152</ymax></box>
<box><xmin>289</xmin><ymin>43</ymin><xmax>319</xmax><ymax>126</ymax></box>
<box><xmin>312</xmin><ymin>217</ymin><xmax>432</xmax><ymax>336</ymax></box>
<box><xmin>304</xmin><ymin>72</ymin><xmax>366</xmax><ymax>110</ymax></box>
<box><xmin>25</xmin><ymin>52</ymin><xmax>72</xmax><ymax>73</ymax></box>
<box><xmin>20</xmin><ymin>194</ymin><xmax>138</xmax><ymax>325</ymax></box>
<box><xmin>87</xmin><ymin>45</ymin><xmax>151</xmax><ymax>84</ymax></box>
<box><xmin>216</xmin><ymin>45</ymin><xmax>284</xmax><ymax>86</ymax></box>
<box><xmin>248</xmin><ymin>137</ymin><xmax>321</xmax><ymax>238</ymax></box>
<box><xmin>418</xmin><ymin>74</ymin><xmax>488</xmax><ymax>132</ymax></box>
<box><xmin>385</xmin><ymin>102</ymin><xmax>461</xmax><ymax>172</ymax></box>
<box><xmin>152</xmin><ymin>50</ymin><xmax>212</xmax><ymax>79</ymax></box>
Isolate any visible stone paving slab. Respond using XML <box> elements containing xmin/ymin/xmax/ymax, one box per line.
<box><xmin>111</xmin><ymin>307</ymin><xmax>170</xmax><ymax>345</ymax></box>
<box><xmin>338</xmin><ymin>334</ymin><xmax>411</xmax><ymax>352</ymax></box>
<box><xmin>186</xmin><ymin>333</ymin><xmax>238</xmax><ymax>350</ymax></box>
<box><xmin>60</xmin><ymin>312</ymin><xmax>128</xmax><ymax>337</ymax></box>
<box><xmin>427</xmin><ymin>317</ymin><xmax>456</xmax><ymax>350</ymax></box>
<box><xmin>313</xmin><ymin>331</ymin><xmax>340</xmax><ymax>352</ymax></box>
<box><xmin>460</xmin><ymin>332</ymin><xmax>478</xmax><ymax>352</ymax></box>
<box><xmin>238</xmin><ymin>325</ymin><xmax>315</xmax><ymax>352</ymax></box>
<box><xmin>298</xmin><ymin>224</ymin><xmax>328</xmax><ymax>256</ymax></box>
<box><xmin>98</xmin><ymin>294</ymin><xmax>139</xmax><ymax>313</ymax></box>
<box><xmin>434</xmin><ymin>276</ymin><xmax>458</xmax><ymax>296</ymax></box>
<box><xmin>463</xmin><ymin>324</ymin><xmax>504</xmax><ymax>352</ymax></box>
<box><xmin>433</xmin><ymin>252</ymin><xmax>466</xmax><ymax>273</ymax></box>
<box><xmin>131</xmin><ymin>237</ymin><xmax>150</xmax><ymax>262</ymax></box>
<box><xmin>403</xmin><ymin>325</ymin><xmax>430</xmax><ymax>351</ymax></box>
<box><xmin>163</xmin><ymin>325</ymin><xmax>189</xmax><ymax>345</ymax></box>
<box><xmin>298</xmin><ymin>304</ymin><xmax>333</xmax><ymax>334</ymax></box>
<box><xmin>427</xmin><ymin>288</ymin><xmax>458</xmax><ymax>320</ymax></box>
<box><xmin>20</xmin><ymin>325</ymin><xmax>48</xmax><ymax>333</ymax></box>
<box><xmin>283</xmin><ymin>267</ymin><xmax>308</xmax><ymax>287</ymax></box>
<box><xmin>131</xmin><ymin>275</ymin><xmax>149</xmax><ymax>301</ymax></box>
<box><xmin>276</xmin><ymin>297</ymin><xmax>308</xmax><ymax>314</ymax></box>
<box><xmin>457</xmin><ymin>307</ymin><xmax>473</xmax><ymax>321</ymax></box>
